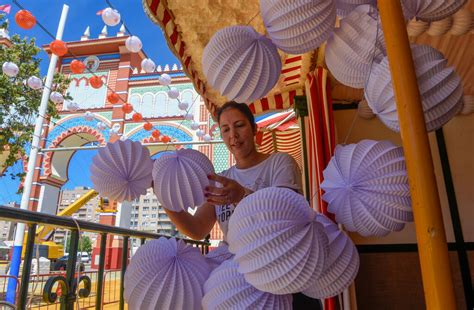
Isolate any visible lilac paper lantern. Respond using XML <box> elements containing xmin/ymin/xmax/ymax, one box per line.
<box><xmin>96</xmin><ymin>121</ymin><xmax>107</xmax><ymax>131</ymax></box>
<box><xmin>49</xmin><ymin>91</ymin><xmax>64</xmax><ymax>104</ymax></box>
<box><xmin>260</xmin><ymin>0</ymin><xmax>336</xmax><ymax>54</ymax></box>
<box><xmin>302</xmin><ymin>214</ymin><xmax>359</xmax><ymax>299</ymax></box>
<box><xmin>321</xmin><ymin>140</ymin><xmax>413</xmax><ymax>237</ymax></box>
<box><xmin>202</xmin><ymin>259</ymin><xmax>293</xmax><ymax>310</ymax></box>
<box><xmin>202</xmin><ymin>25</ymin><xmax>281</xmax><ymax>103</ymax></box>
<box><xmin>2</xmin><ymin>61</ymin><xmax>19</xmax><ymax>77</ymax></box>
<box><xmin>178</xmin><ymin>101</ymin><xmax>189</xmax><ymax>111</ymax></box>
<box><xmin>401</xmin><ymin>0</ymin><xmax>466</xmax><ymax>22</ymax></box>
<box><xmin>184</xmin><ymin>113</ymin><xmax>194</xmax><ymax>121</ymax></box>
<box><xmin>125</xmin><ymin>238</ymin><xmax>211</xmax><ymax>310</ymax></box>
<box><xmin>152</xmin><ymin>149</ymin><xmax>215</xmax><ymax>212</ymax></box>
<box><xmin>168</xmin><ymin>87</ymin><xmax>180</xmax><ymax>99</ymax></box>
<box><xmin>227</xmin><ymin>187</ymin><xmax>329</xmax><ymax>294</ymax></box>
<box><xmin>66</xmin><ymin>101</ymin><xmax>79</xmax><ymax>111</ymax></box>
<box><xmin>125</xmin><ymin>36</ymin><xmax>142</xmax><ymax>53</ymax></box>
<box><xmin>141</xmin><ymin>58</ymin><xmax>156</xmax><ymax>73</ymax></box>
<box><xmin>365</xmin><ymin>44</ymin><xmax>463</xmax><ymax>132</ymax></box>
<box><xmin>190</xmin><ymin>121</ymin><xmax>200</xmax><ymax>130</ymax></box>
<box><xmin>159</xmin><ymin>73</ymin><xmax>172</xmax><ymax>86</ymax></box>
<box><xmin>90</xmin><ymin>140</ymin><xmax>153</xmax><ymax>202</ymax></box>
<box><xmin>203</xmin><ymin>134</ymin><xmax>212</xmax><ymax>142</ymax></box>
<box><xmin>325</xmin><ymin>5</ymin><xmax>386</xmax><ymax>89</ymax></box>
<box><xmin>335</xmin><ymin>0</ymin><xmax>377</xmax><ymax>17</ymax></box>
<box><xmin>196</xmin><ymin>129</ymin><xmax>205</xmax><ymax>138</ymax></box>
<box><xmin>27</xmin><ymin>76</ymin><xmax>43</xmax><ymax>90</ymax></box>
<box><xmin>84</xmin><ymin>111</ymin><xmax>95</xmax><ymax>121</ymax></box>
<box><xmin>204</xmin><ymin>244</ymin><xmax>233</xmax><ymax>270</ymax></box>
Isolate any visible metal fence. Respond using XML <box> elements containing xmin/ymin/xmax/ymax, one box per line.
<box><xmin>0</xmin><ymin>206</ymin><xmax>209</xmax><ymax>310</ymax></box>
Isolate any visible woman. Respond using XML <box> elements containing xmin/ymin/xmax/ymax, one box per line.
<box><xmin>165</xmin><ymin>101</ymin><xmax>302</xmax><ymax>241</ymax></box>
<box><xmin>165</xmin><ymin>101</ymin><xmax>322</xmax><ymax>309</ymax></box>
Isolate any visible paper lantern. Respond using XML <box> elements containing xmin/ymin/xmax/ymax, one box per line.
<box><xmin>202</xmin><ymin>25</ymin><xmax>281</xmax><ymax>103</ymax></box>
<box><xmin>111</xmin><ymin>123</ymin><xmax>121</xmax><ymax>134</ymax></box>
<box><xmin>196</xmin><ymin>129</ymin><xmax>205</xmax><ymax>138</ymax></box>
<box><xmin>96</xmin><ymin>121</ymin><xmax>107</xmax><ymax>131</ymax></box>
<box><xmin>407</xmin><ymin>19</ymin><xmax>430</xmax><ymax>37</ymax></box>
<box><xmin>459</xmin><ymin>95</ymin><xmax>474</xmax><ymax>115</ymax></box>
<box><xmin>203</xmin><ymin>134</ymin><xmax>212</xmax><ymax>142</ymax></box>
<box><xmin>50</xmin><ymin>40</ymin><xmax>68</xmax><ymax>57</ymax></box>
<box><xmin>159</xmin><ymin>73</ymin><xmax>172</xmax><ymax>86</ymax></box>
<box><xmin>260</xmin><ymin>0</ymin><xmax>336</xmax><ymax>54</ymax></box>
<box><xmin>178</xmin><ymin>101</ymin><xmax>189</xmax><ymax>111</ymax></box>
<box><xmin>203</xmin><ymin>259</ymin><xmax>293</xmax><ymax>310</ymax></box>
<box><xmin>132</xmin><ymin>113</ymin><xmax>143</xmax><ymax>122</ymax></box>
<box><xmin>143</xmin><ymin>123</ymin><xmax>153</xmax><ymax>131</ymax></box>
<box><xmin>125</xmin><ymin>36</ymin><xmax>142</xmax><ymax>53</ymax></box>
<box><xmin>204</xmin><ymin>244</ymin><xmax>234</xmax><ymax>270</ymax></box>
<box><xmin>449</xmin><ymin>8</ymin><xmax>472</xmax><ymax>35</ymax></box>
<box><xmin>66</xmin><ymin>101</ymin><xmax>79</xmax><ymax>111</ymax></box>
<box><xmin>122</xmin><ymin>103</ymin><xmax>133</xmax><ymax>114</ymax></box>
<box><xmin>184</xmin><ymin>113</ymin><xmax>194</xmax><ymax>121</ymax></box>
<box><xmin>190</xmin><ymin>122</ymin><xmax>200</xmax><ymax>130</ymax></box>
<box><xmin>141</xmin><ymin>58</ymin><xmax>156</xmax><ymax>73</ymax></box>
<box><xmin>302</xmin><ymin>214</ymin><xmax>359</xmax><ymax>299</ymax></box>
<box><xmin>90</xmin><ymin>140</ymin><xmax>153</xmax><ymax>202</ymax></box>
<box><xmin>168</xmin><ymin>87</ymin><xmax>180</xmax><ymax>99</ymax></box>
<box><xmin>160</xmin><ymin>135</ymin><xmax>171</xmax><ymax>143</ymax></box>
<box><xmin>152</xmin><ymin>129</ymin><xmax>161</xmax><ymax>139</ymax></box>
<box><xmin>321</xmin><ymin>140</ymin><xmax>413</xmax><ymax>237</ymax></box>
<box><xmin>426</xmin><ymin>18</ymin><xmax>453</xmax><ymax>36</ymax></box>
<box><xmin>357</xmin><ymin>99</ymin><xmax>375</xmax><ymax>119</ymax></box>
<box><xmin>401</xmin><ymin>0</ymin><xmax>466</xmax><ymax>22</ymax></box>
<box><xmin>152</xmin><ymin>149</ymin><xmax>215</xmax><ymax>212</ymax></box>
<box><xmin>49</xmin><ymin>91</ymin><xmax>64</xmax><ymax>104</ymax></box>
<box><xmin>70</xmin><ymin>59</ymin><xmax>85</xmax><ymax>74</ymax></box>
<box><xmin>325</xmin><ymin>5</ymin><xmax>385</xmax><ymax>89</ymax></box>
<box><xmin>335</xmin><ymin>0</ymin><xmax>377</xmax><ymax>17</ymax></box>
<box><xmin>15</xmin><ymin>10</ymin><xmax>36</xmax><ymax>30</ymax></box>
<box><xmin>365</xmin><ymin>44</ymin><xmax>463</xmax><ymax>132</ymax></box>
<box><xmin>89</xmin><ymin>76</ymin><xmax>103</xmax><ymax>89</ymax></box>
<box><xmin>107</xmin><ymin>92</ymin><xmax>120</xmax><ymax>104</ymax></box>
<box><xmin>27</xmin><ymin>76</ymin><xmax>43</xmax><ymax>90</ymax></box>
<box><xmin>120</xmin><ymin>135</ymin><xmax>128</xmax><ymax>141</ymax></box>
<box><xmin>101</xmin><ymin>7</ymin><xmax>121</xmax><ymax>27</ymax></box>
<box><xmin>228</xmin><ymin>187</ymin><xmax>329</xmax><ymax>294</ymax></box>
<box><xmin>2</xmin><ymin>62</ymin><xmax>19</xmax><ymax>77</ymax></box>
<box><xmin>84</xmin><ymin>111</ymin><xmax>95</xmax><ymax>121</ymax></box>
<box><xmin>125</xmin><ymin>237</ymin><xmax>211</xmax><ymax>310</ymax></box>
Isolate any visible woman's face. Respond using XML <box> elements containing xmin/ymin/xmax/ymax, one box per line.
<box><xmin>218</xmin><ymin>108</ymin><xmax>256</xmax><ymax>160</ymax></box>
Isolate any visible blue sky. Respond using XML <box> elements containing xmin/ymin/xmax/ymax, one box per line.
<box><xmin>0</xmin><ymin>0</ymin><xmax>179</xmax><ymax>205</ymax></box>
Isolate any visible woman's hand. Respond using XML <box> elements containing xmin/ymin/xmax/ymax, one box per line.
<box><xmin>204</xmin><ymin>174</ymin><xmax>248</xmax><ymax>206</ymax></box>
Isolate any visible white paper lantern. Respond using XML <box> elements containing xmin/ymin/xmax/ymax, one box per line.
<box><xmin>184</xmin><ymin>113</ymin><xmax>194</xmax><ymax>121</ymax></box>
<box><xmin>111</xmin><ymin>123</ymin><xmax>121</xmax><ymax>134</ymax></box>
<box><xmin>159</xmin><ymin>73</ymin><xmax>172</xmax><ymax>86</ymax></box>
<box><xmin>125</xmin><ymin>237</ymin><xmax>211</xmax><ymax>310</ymax></box>
<box><xmin>401</xmin><ymin>0</ymin><xmax>466</xmax><ymax>22</ymax></box>
<box><xmin>49</xmin><ymin>91</ymin><xmax>64</xmax><ymax>104</ymax></box>
<box><xmin>325</xmin><ymin>5</ymin><xmax>385</xmax><ymax>89</ymax></box>
<box><xmin>90</xmin><ymin>140</ymin><xmax>153</xmax><ymax>202</ymax></box>
<box><xmin>302</xmin><ymin>214</ymin><xmax>359</xmax><ymax>299</ymax></box>
<box><xmin>203</xmin><ymin>134</ymin><xmax>212</xmax><ymax>142</ymax></box>
<box><xmin>101</xmin><ymin>8</ymin><xmax>121</xmax><ymax>26</ymax></box>
<box><xmin>228</xmin><ymin>187</ymin><xmax>329</xmax><ymax>294</ymax></box>
<box><xmin>190</xmin><ymin>121</ymin><xmax>200</xmax><ymax>130</ymax></box>
<box><xmin>66</xmin><ymin>101</ymin><xmax>79</xmax><ymax>111</ymax></box>
<box><xmin>202</xmin><ymin>25</ymin><xmax>281</xmax><ymax>103</ymax></box>
<box><xmin>141</xmin><ymin>58</ymin><xmax>156</xmax><ymax>73</ymax></box>
<box><xmin>365</xmin><ymin>44</ymin><xmax>463</xmax><ymax>132</ymax></box>
<box><xmin>204</xmin><ymin>244</ymin><xmax>233</xmax><ymax>270</ymax></box>
<box><xmin>2</xmin><ymin>61</ymin><xmax>19</xmax><ymax>77</ymax></box>
<box><xmin>84</xmin><ymin>111</ymin><xmax>95</xmax><ymax>121</ymax></box>
<box><xmin>125</xmin><ymin>36</ymin><xmax>142</xmax><ymax>53</ymax></box>
<box><xmin>321</xmin><ymin>140</ymin><xmax>413</xmax><ymax>237</ymax></box>
<box><xmin>120</xmin><ymin>135</ymin><xmax>128</xmax><ymax>141</ymax></box>
<box><xmin>96</xmin><ymin>121</ymin><xmax>107</xmax><ymax>131</ymax></box>
<box><xmin>260</xmin><ymin>0</ymin><xmax>336</xmax><ymax>54</ymax></box>
<box><xmin>152</xmin><ymin>149</ymin><xmax>215</xmax><ymax>212</ymax></box>
<box><xmin>203</xmin><ymin>259</ymin><xmax>293</xmax><ymax>310</ymax></box>
<box><xmin>27</xmin><ymin>76</ymin><xmax>43</xmax><ymax>90</ymax></box>
<box><xmin>335</xmin><ymin>0</ymin><xmax>377</xmax><ymax>17</ymax></box>
<box><xmin>167</xmin><ymin>87</ymin><xmax>180</xmax><ymax>99</ymax></box>
<box><xmin>178</xmin><ymin>101</ymin><xmax>189</xmax><ymax>111</ymax></box>
<box><xmin>196</xmin><ymin>129</ymin><xmax>205</xmax><ymax>138</ymax></box>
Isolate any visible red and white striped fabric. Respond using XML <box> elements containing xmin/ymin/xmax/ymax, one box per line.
<box><xmin>304</xmin><ymin>67</ymin><xmax>335</xmax><ymax>215</ymax></box>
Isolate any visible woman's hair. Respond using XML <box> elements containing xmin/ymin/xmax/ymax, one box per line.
<box><xmin>216</xmin><ymin>101</ymin><xmax>255</xmax><ymax>126</ymax></box>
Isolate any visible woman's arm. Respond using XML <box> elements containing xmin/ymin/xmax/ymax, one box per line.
<box><xmin>163</xmin><ymin>202</ymin><xmax>217</xmax><ymax>240</ymax></box>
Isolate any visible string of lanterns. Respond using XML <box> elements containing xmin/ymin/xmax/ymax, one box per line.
<box><xmin>3</xmin><ymin>6</ymin><xmax>216</xmax><ymax>146</ymax></box>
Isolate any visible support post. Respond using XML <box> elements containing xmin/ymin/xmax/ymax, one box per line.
<box><xmin>96</xmin><ymin>233</ymin><xmax>107</xmax><ymax>310</ymax></box>
<box><xmin>17</xmin><ymin>224</ymin><xmax>37</xmax><ymax>310</ymax></box>
<box><xmin>377</xmin><ymin>1</ymin><xmax>456</xmax><ymax>309</ymax></box>
<box><xmin>119</xmin><ymin>236</ymin><xmax>129</xmax><ymax>310</ymax></box>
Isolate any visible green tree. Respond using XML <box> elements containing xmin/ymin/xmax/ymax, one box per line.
<box><xmin>0</xmin><ymin>14</ymin><xmax>71</xmax><ymax>178</ymax></box>
<box><xmin>66</xmin><ymin>235</ymin><xmax>93</xmax><ymax>254</ymax></box>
